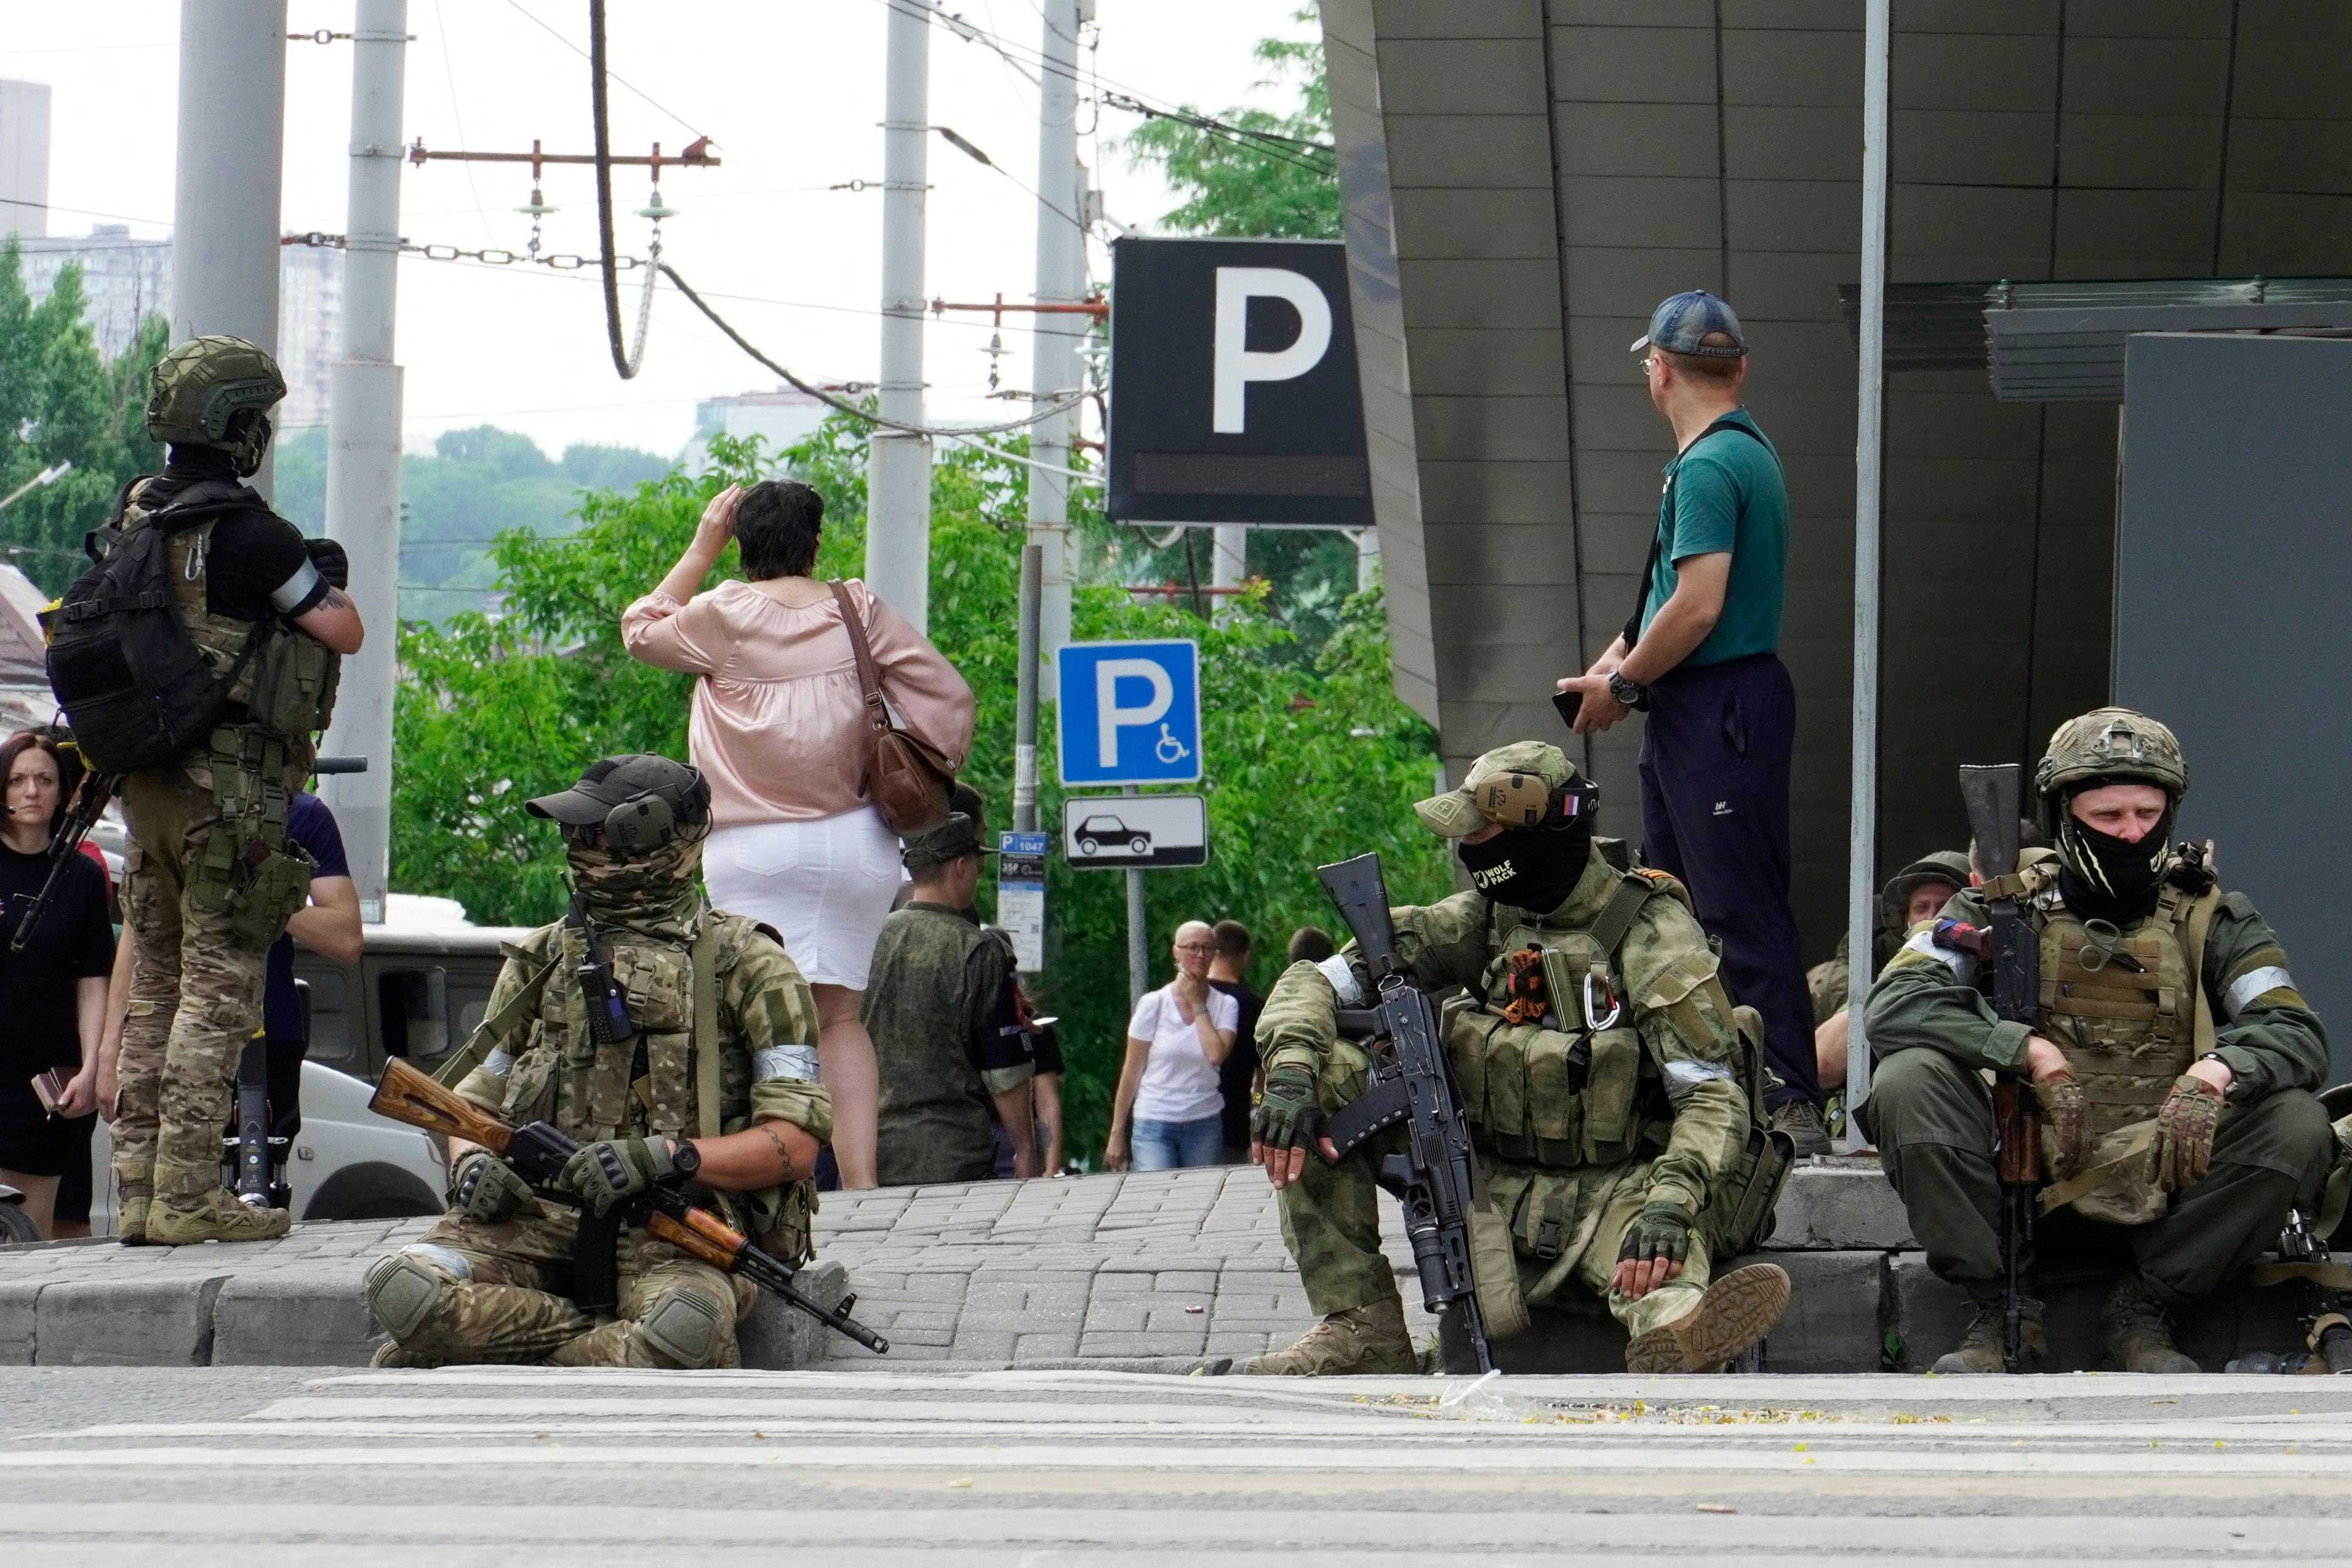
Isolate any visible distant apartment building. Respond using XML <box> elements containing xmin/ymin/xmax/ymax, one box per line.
<box><xmin>685</xmin><ymin>385</ymin><xmax>829</xmax><ymax>471</ymax></box>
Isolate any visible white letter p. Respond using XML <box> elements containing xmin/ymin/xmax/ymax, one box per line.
<box><xmin>1212</xmin><ymin>267</ymin><xmax>1333</xmax><ymax>434</ymax></box>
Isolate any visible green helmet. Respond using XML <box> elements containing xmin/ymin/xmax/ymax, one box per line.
<box><xmin>145</xmin><ymin>335</ymin><xmax>287</xmax><ymax>476</ymax></box>
<box><xmin>2034</xmin><ymin>707</ymin><xmax>2187</xmax><ymax>827</ymax></box>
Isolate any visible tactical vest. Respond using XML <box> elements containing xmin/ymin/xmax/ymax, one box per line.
<box><xmin>126</xmin><ymin>477</ymin><xmax>341</xmax><ymax>745</ymax></box>
<box><xmin>2026</xmin><ymin>861</ymin><xmax>2220</xmax><ymax>1141</ymax></box>
<box><xmin>1442</xmin><ymin>868</ymin><xmax>1695</xmax><ymax>1170</ymax></box>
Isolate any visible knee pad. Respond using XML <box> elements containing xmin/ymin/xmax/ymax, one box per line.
<box><xmin>364</xmin><ymin>1246</ymin><xmax>467</xmax><ymax>1341</ymax></box>
<box><xmin>638</xmin><ymin>1288</ymin><xmax>727</xmax><ymax>1368</ymax></box>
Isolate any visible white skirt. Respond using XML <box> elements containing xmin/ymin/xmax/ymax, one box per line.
<box><xmin>703</xmin><ymin>806</ymin><xmax>904</xmax><ymax>989</ymax></box>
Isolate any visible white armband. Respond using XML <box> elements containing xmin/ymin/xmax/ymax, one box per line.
<box><xmin>754</xmin><ymin>1043</ymin><xmax>821</xmax><ymax>1084</ymax></box>
<box><xmin>1902</xmin><ymin>926</ymin><xmax>1977</xmax><ymax>986</ymax></box>
<box><xmin>268</xmin><ymin>557</ymin><xmax>324</xmax><ymax>613</ymax></box>
<box><xmin>2223</xmin><ymin>966</ymin><xmax>2296</xmax><ymax>1019</ymax></box>
<box><xmin>1661</xmin><ymin>1058</ymin><xmax>1735</xmax><ymax>1106</ymax></box>
<box><xmin>1315</xmin><ymin>952</ymin><xmax>1364</xmax><ymax>1007</ymax></box>
<box><xmin>481</xmin><ymin>1048</ymin><xmax>516</xmax><ymax>1078</ymax></box>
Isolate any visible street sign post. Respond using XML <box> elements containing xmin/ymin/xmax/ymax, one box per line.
<box><xmin>1055</xmin><ymin>639</ymin><xmax>1202</xmax><ymax>787</ymax></box>
<box><xmin>1060</xmin><ymin>794</ymin><xmax>1208</xmax><ymax>871</ymax></box>
<box><xmin>996</xmin><ymin>830</ymin><xmax>1048</xmax><ymax>972</ymax></box>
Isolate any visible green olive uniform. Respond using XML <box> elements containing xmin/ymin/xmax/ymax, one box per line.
<box><xmin>866</xmin><ymin>903</ymin><xmax>1032</xmax><ymax>1187</ymax></box>
<box><xmin>1260</xmin><ymin>843</ymin><xmax>1766</xmax><ymax>1341</ymax></box>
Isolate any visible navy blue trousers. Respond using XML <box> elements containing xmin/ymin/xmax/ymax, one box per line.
<box><xmin>1635</xmin><ymin>652</ymin><xmax>1819</xmax><ymax>1109</ymax></box>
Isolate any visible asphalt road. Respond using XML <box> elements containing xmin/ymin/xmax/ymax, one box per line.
<box><xmin>1</xmin><ymin>1365</ymin><xmax>2347</xmax><ymax>1564</ymax></box>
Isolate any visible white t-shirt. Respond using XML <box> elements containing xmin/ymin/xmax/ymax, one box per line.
<box><xmin>1127</xmin><ymin>981</ymin><xmax>1240</xmax><ymax>1124</ymax></box>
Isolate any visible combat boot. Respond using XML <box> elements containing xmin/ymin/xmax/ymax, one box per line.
<box><xmin>117</xmin><ymin>1193</ymin><xmax>151</xmax><ymax>1247</ymax></box>
<box><xmin>1625</xmin><ymin>1263</ymin><xmax>1792</xmax><ymax>1374</ymax></box>
<box><xmin>2102</xmin><ymin>1272</ymin><xmax>2200</xmax><ymax>1374</ymax></box>
<box><xmin>1930</xmin><ymin>1283</ymin><xmax>2047</xmax><ymax>1373</ymax></box>
<box><xmin>146</xmin><ymin>1188</ymin><xmax>291</xmax><ymax>1245</ymax></box>
<box><xmin>1770</xmin><ymin>1100</ymin><xmax>1833</xmax><ymax>1159</ymax></box>
<box><xmin>1242</xmin><ymin>1297</ymin><xmax>1415</xmax><ymax>1375</ymax></box>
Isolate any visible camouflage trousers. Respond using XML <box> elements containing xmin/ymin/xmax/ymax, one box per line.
<box><xmin>375</xmin><ymin>1205</ymin><xmax>757</xmax><ymax>1368</ymax></box>
<box><xmin>1859</xmin><ymin>1048</ymin><xmax>2336</xmax><ymax>1300</ymax></box>
<box><xmin>114</xmin><ymin>764</ymin><xmax>285</xmax><ymax>1204</ymax></box>
<box><xmin>1276</xmin><ymin>1123</ymin><xmax>1721</xmax><ymax>1341</ymax></box>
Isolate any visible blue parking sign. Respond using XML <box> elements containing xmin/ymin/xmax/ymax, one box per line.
<box><xmin>1056</xmin><ymin>639</ymin><xmax>1202</xmax><ymax>786</ymax></box>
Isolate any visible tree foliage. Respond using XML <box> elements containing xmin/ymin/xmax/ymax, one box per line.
<box><xmin>392</xmin><ymin>415</ymin><xmax>1449</xmax><ymax>1157</ymax></box>
<box><xmin>0</xmin><ymin>238</ymin><xmax>169</xmax><ymax>594</ymax></box>
<box><xmin>1117</xmin><ymin>20</ymin><xmax>1339</xmax><ymax>242</ymax></box>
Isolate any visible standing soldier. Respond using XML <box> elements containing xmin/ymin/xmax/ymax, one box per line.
<box><xmin>72</xmin><ymin>336</ymin><xmax>364</xmax><ymax>1245</ymax></box>
<box><xmin>1862</xmin><ymin>709</ymin><xmax>2336</xmax><ymax>1372</ymax></box>
<box><xmin>864</xmin><ymin>804</ymin><xmax>1039</xmax><ymax>1186</ymax></box>
<box><xmin>365</xmin><ymin>755</ymin><xmax>833</xmax><ymax>1369</ymax></box>
<box><xmin>1246</xmin><ymin>742</ymin><xmax>1791</xmax><ymax>1375</ymax></box>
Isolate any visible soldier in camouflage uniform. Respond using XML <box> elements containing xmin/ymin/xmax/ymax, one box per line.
<box><xmin>364</xmin><ymin>756</ymin><xmax>831</xmax><ymax>1369</ymax></box>
<box><xmin>865</xmin><ymin>804</ymin><xmax>1039</xmax><ymax>1186</ymax></box>
<box><xmin>1246</xmin><ymin>742</ymin><xmax>1791</xmax><ymax>1375</ymax></box>
<box><xmin>1862</xmin><ymin>709</ymin><xmax>2335</xmax><ymax>1373</ymax></box>
<box><xmin>109</xmin><ymin>336</ymin><xmax>363</xmax><ymax>1246</ymax></box>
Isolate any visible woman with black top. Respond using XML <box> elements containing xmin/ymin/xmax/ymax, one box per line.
<box><xmin>0</xmin><ymin>730</ymin><xmax>114</xmax><ymax>1239</ymax></box>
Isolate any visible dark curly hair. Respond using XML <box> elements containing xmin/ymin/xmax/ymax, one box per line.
<box><xmin>734</xmin><ymin>479</ymin><xmax>826</xmax><ymax>581</ymax></box>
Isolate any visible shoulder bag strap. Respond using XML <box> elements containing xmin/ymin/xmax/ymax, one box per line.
<box><xmin>1621</xmin><ymin>417</ymin><xmax>1769</xmax><ymax>649</ymax></box>
<box><xmin>691</xmin><ymin>916</ymin><xmax>725</xmax><ymax>1141</ymax></box>
<box><xmin>827</xmin><ymin>579</ymin><xmax>893</xmax><ymax>740</ymax></box>
<box><xmin>1587</xmin><ymin>876</ymin><xmax>1655</xmax><ymax>959</ymax></box>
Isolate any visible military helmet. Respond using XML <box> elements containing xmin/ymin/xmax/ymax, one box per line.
<box><xmin>146</xmin><ymin>335</ymin><xmax>287</xmax><ymax>471</ymax></box>
<box><xmin>1882</xmin><ymin>850</ymin><xmax>1969</xmax><ymax>927</ymax></box>
<box><xmin>2034</xmin><ymin>707</ymin><xmax>2187</xmax><ymax>827</ymax></box>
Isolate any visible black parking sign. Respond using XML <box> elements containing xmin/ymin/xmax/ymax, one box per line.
<box><xmin>1107</xmin><ymin>237</ymin><xmax>1371</xmax><ymax>527</ymax></box>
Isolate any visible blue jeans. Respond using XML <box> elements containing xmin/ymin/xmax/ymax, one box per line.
<box><xmin>1130</xmin><ymin>1115</ymin><xmax>1223</xmax><ymax>1171</ymax></box>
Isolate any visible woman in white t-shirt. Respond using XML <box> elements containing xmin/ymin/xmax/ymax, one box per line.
<box><xmin>1105</xmin><ymin>921</ymin><xmax>1240</xmax><ymax>1171</ymax></box>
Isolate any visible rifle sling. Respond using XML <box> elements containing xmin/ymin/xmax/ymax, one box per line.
<box><xmin>431</xmin><ymin>949</ymin><xmax>564</xmax><ymax>1089</ymax></box>
<box><xmin>691</xmin><ymin>918</ymin><xmax>723</xmax><ymax>1141</ymax></box>
<box><xmin>2244</xmin><ymin>1260</ymin><xmax>2352</xmax><ymax>1292</ymax></box>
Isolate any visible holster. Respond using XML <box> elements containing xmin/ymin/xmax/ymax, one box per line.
<box><xmin>187</xmin><ymin>725</ymin><xmax>315</xmax><ymax>947</ymax></box>
<box><xmin>573</xmin><ymin>1204</ymin><xmax>624</xmax><ymax>1316</ymax></box>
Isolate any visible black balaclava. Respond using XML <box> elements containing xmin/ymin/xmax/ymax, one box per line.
<box><xmin>2056</xmin><ymin>794</ymin><xmax>2171</xmax><ymax>927</ymax></box>
<box><xmin>1455</xmin><ymin>814</ymin><xmax>1595</xmax><ymax>916</ymax></box>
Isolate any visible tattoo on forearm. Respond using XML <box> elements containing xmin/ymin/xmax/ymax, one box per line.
<box><xmin>759</xmin><ymin>1123</ymin><xmax>793</xmax><ymax>1168</ymax></box>
<box><xmin>320</xmin><ymin>587</ymin><xmax>350</xmax><ymax>611</ymax></box>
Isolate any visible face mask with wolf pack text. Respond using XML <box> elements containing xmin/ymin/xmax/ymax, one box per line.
<box><xmin>1454</xmin><ymin>821</ymin><xmax>1591</xmax><ymax>915</ymax></box>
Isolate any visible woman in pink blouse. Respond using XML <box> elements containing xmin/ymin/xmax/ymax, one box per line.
<box><xmin>623</xmin><ymin>479</ymin><xmax>975</xmax><ymax>1188</ymax></box>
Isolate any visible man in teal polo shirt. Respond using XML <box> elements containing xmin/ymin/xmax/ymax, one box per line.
<box><xmin>1556</xmin><ymin>289</ymin><xmax>1826</xmax><ymax>1155</ymax></box>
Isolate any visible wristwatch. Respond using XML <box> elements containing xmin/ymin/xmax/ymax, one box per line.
<box><xmin>1606</xmin><ymin>670</ymin><xmax>1649</xmax><ymax>711</ymax></box>
<box><xmin>668</xmin><ymin>1138</ymin><xmax>702</xmax><ymax>1180</ymax></box>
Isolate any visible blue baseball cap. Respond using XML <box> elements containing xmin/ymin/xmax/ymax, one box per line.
<box><xmin>1630</xmin><ymin>290</ymin><xmax>1748</xmax><ymax>358</ymax></box>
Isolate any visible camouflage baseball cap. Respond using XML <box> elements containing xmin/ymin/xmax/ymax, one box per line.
<box><xmin>903</xmin><ymin>811</ymin><xmax>996</xmax><ymax>871</ymax></box>
<box><xmin>1414</xmin><ymin>741</ymin><xmax>1580</xmax><ymax>839</ymax></box>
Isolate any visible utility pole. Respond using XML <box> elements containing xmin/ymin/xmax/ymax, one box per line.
<box><xmin>1028</xmin><ymin>0</ymin><xmax>1089</xmax><ymax>662</ymax></box>
<box><xmin>1209</xmin><ymin>525</ymin><xmax>1246</xmax><ymax>620</ymax></box>
<box><xmin>867</xmin><ymin>0</ymin><xmax>932</xmax><ymax>631</ymax></box>
<box><xmin>171</xmin><ymin>0</ymin><xmax>287</xmax><ymax>496</ymax></box>
<box><xmin>318</xmin><ymin>0</ymin><xmax>408</xmax><ymax>925</ymax></box>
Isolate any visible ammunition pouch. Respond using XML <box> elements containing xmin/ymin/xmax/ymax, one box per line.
<box><xmin>186</xmin><ymin>725</ymin><xmax>313</xmax><ymax>947</ymax></box>
<box><xmin>242</xmin><ymin>624</ymin><xmax>341</xmax><ymax>740</ymax></box>
<box><xmin>1700</xmin><ymin>1004</ymin><xmax>1794</xmax><ymax>1256</ymax></box>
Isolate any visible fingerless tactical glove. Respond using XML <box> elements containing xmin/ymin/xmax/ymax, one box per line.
<box><xmin>2147</xmin><ymin>1074</ymin><xmax>2223</xmax><ymax>1192</ymax></box>
<box><xmin>1250</xmin><ymin>1063</ymin><xmax>1322</xmax><ymax>1151</ymax></box>
<box><xmin>448</xmin><ymin>1149</ymin><xmax>533</xmax><ymax>1224</ymax></box>
<box><xmin>303</xmin><ymin>536</ymin><xmax>350</xmax><ymax>590</ymax></box>
<box><xmin>559</xmin><ymin>1136</ymin><xmax>677</xmax><ymax>1216</ymax></box>
<box><xmin>1616</xmin><ymin>1199</ymin><xmax>1698</xmax><ymax>1267</ymax></box>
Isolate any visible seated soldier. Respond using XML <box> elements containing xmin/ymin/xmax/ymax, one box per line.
<box><xmin>364</xmin><ymin>755</ymin><xmax>831</xmax><ymax>1369</ymax></box>
<box><xmin>1246</xmin><ymin>741</ymin><xmax>1791</xmax><ymax>1375</ymax></box>
<box><xmin>1862</xmin><ymin>709</ymin><xmax>2335</xmax><ymax>1373</ymax></box>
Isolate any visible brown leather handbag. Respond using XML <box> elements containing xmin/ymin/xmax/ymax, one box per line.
<box><xmin>829</xmin><ymin>580</ymin><xmax>955</xmax><ymax>834</ymax></box>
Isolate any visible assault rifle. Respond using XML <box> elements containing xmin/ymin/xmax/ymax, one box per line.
<box><xmin>2277</xmin><ymin>1205</ymin><xmax>2352</xmax><ymax>1375</ymax></box>
<box><xmin>369</xmin><ymin>1055</ymin><xmax>890</xmax><ymax>1355</ymax></box>
<box><xmin>1957</xmin><ymin>763</ymin><xmax>2042</xmax><ymax>1373</ymax></box>
<box><xmin>11</xmin><ymin>762</ymin><xmax>118</xmax><ymax>953</ymax></box>
<box><xmin>1312</xmin><ymin>852</ymin><xmax>1492</xmax><ymax>1373</ymax></box>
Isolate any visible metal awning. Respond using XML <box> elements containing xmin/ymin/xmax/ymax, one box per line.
<box><xmin>1836</xmin><ymin>276</ymin><xmax>2352</xmax><ymax>398</ymax></box>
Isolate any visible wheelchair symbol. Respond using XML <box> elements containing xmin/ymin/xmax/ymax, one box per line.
<box><xmin>1155</xmin><ymin>724</ymin><xmax>1191</xmax><ymax>765</ymax></box>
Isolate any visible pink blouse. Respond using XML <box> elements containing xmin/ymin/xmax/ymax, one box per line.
<box><xmin>620</xmin><ymin>578</ymin><xmax>976</xmax><ymax>827</ymax></box>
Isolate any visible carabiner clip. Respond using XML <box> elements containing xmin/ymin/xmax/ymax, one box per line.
<box><xmin>1584</xmin><ymin>972</ymin><xmax>1623</xmax><ymax>1032</ymax></box>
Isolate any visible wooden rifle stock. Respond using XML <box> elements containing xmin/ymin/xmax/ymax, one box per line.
<box><xmin>371</xmin><ymin>1057</ymin><xmax>516</xmax><ymax>1156</ymax></box>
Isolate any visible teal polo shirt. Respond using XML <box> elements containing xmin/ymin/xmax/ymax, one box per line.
<box><xmin>1636</xmin><ymin>406</ymin><xmax>1788</xmax><ymax>667</ymax></box>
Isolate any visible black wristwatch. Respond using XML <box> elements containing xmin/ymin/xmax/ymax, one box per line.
<box><xmin>668</xmin><ymin>1137</ymin><xmax>702</xmax><ymax>1179</ymax></box>
<box><xmin>1607</xmin><ymin>670</ymin><xmax>1649</xmax><ymax>711</ymax></box>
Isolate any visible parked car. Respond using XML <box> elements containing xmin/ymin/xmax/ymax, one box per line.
<box><xmin>1074</xmin><ymin>815</ymin><xmax>1151</xmax><ymax>857</ymax></box>
<box><xmin>75</xmin><ymin>895</ymin><xmax>532</xmax><ymax>1236</ymax></box>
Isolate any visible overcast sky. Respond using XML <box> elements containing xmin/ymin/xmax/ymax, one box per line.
<box><xmin>1</xmin><ymin>0</ymin><xmax>1308</xmax><ymax>457</ymax></box>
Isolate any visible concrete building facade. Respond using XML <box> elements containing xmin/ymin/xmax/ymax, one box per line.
<box><xmin>0</xmin><ymin>80</ymin><xmax>50</xmax><ymax>240</ymax></box>
<box><xmin>1323</xmin><ymin>1</ymin><xmax>2352</xmax><ymax>955</ymax></box>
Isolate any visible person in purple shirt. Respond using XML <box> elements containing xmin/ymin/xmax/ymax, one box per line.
<box><xmin>260</xmin><ymin>792</ymin><xmax>364</xmax><ymax>1138</ymax></box>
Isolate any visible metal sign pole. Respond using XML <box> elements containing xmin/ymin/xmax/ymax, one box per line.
<box><xmin>1842</xmin><ymin>0</ymin><xmax>1892</xmax><ymax>1146</ymax></box>
<box><xmin>1124</xmin><ymin>785</ymin><xmax>1147</xmax><ymax>1011</ymax></box>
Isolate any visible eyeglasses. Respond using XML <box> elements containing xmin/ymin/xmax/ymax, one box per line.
<box><xmin>1641</xmin><ymin>355</ymin><xmax>1660</xmax><ymax>374</ymax></box>
<box><xmin>1174</xmin><ymin>943</ymin><xmax>1217</xmax><ymax>954</ymax></box>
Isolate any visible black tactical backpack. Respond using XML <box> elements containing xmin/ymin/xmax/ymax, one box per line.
<box><xmin>46</xmin><ymin>479</ymin><xmax>266</xmax><ymax>774</ymax></box>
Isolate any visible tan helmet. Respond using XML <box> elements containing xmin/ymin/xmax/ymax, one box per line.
<box><xmin>145</xmin><ymin>335</ymin><xmax>287</xmax><ymax>475</ymax></box>
<box><xmin>2034</xmin><ymin>707</ymin><xmax>2187</xmax><ymax>828</ymax></box>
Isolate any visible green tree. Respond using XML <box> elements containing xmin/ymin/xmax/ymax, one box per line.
<box><xmin>1118</xmin><ymin>19</ymin><xmax>1339</xmax><ymax>242</ymax></box>
<box><xmin>392</xmin><ymin>414</ymin><xmax>1448</xmax><ymax>1158</ymax></box>
<box><xmin>0</xmin><ymin>238</ymin><xmax>168</xmax><ymax>594</ymax></box>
